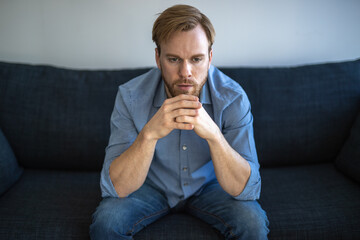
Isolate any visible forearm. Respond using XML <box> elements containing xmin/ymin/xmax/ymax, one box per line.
<box><xmin>109</xmin><ymin>94</ymin><xmax>201</xmax><ymax>198</ymax></box>
<box><xmin>109</xmin><ymin>130</ymin><xmax>157</xmax><ymax>198</ymax></box>
<box><xmin>207</xmin><ymin>129</ymin><xmax>251</xmax><ymax>197</ymax></box>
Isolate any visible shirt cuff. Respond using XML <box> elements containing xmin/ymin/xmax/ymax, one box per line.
<box><xmin>100</xmin><ymin>156</ymin><xmax>120</xmax><ymax>198</ymax></box>
<box><xmin>233</xmin><ymin>161</ymin><xmax>261</xmax><ymax>200</ymax></box>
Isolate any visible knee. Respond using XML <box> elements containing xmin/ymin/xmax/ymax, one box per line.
<box><xmin>89</xmin><ymin>198</ymin><xmax>133</xmax><ymax>240</ymax></box>
<box><xmin>241</xmin><ymin>210</ymin><xmax>269</xmax><ymax>240</ymax></box>
<box><xmin>229</xmin><ymin>202</ymin><xmax>269</xmax><ymax>240</ymax></box>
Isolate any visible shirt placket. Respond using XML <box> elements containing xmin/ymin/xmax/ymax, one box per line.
<box><xmin>179</xmin><ymin>130</ymin><xmax>191</xmax><ymax>198</ymax></box>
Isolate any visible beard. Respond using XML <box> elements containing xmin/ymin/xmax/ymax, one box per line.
<box><xmin>161</xmin><ymin>71</ymin><xmax>208</xmax><ymax>98</ymax></box>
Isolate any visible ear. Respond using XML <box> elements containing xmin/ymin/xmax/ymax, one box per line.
<box><xmin>208</xmin><ymin>49</ymin><xmax>213</xmax><ymax>69</ymax></box>
<box><xmin>155</xmin><ymin>48</ymin><xmax>161</xmax><ymax>69</ymax></box>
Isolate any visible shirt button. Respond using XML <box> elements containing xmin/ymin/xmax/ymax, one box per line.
<box><xmin>182</xmin><ymin>145</ymin><xmax>187</xmax><ymax>151</ymax></box>
<box><xmin>182</xmin><ymin>167</ymin><xmax>188</xmax><ymax>171</ymax></box>
<box><xmin>183</xmin><ymin>183</ymin><xmax>189</xmax><ymax>186</ymax></box>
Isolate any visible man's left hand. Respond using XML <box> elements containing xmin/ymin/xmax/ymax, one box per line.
<box><xmin>175</xmin><ymin>106</ymin><xmax>220</xmax><ymax>141</ymax></box>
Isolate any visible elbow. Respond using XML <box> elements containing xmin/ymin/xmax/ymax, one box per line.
<box><xmin>110</xmin><ymin>175</ymin><xmax>134</xmax><ymax>198</ymax></box>
<box><xmin>110</xmin><ymin>173</ymin><xmax>140</xmax><ymax>198</ymax></box>
<box><xmin>229</xmin><ymin>185</ymin><xmax>245</xmax><ymax>198</ymax></box>
<box><xmin>115</xmin><ymin>187</ymin><xmax>130</xmax><ymax>198</ymax></box>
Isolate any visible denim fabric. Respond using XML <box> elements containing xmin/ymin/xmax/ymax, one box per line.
<box><xmin>221</xmin><ymin>60</ymin><xmax>360</xmax><ymax>167</ymax></box>
<box><xmin>0</xmin><ymin>128</ymin><xmax>23</xmax><ymax>195</ymax></box>
<box><xmin>90</xmin><ymin>180</ymin><xmax>269</xmax><ymax>240</ymax></box>
<box><xmin>335</xmin><ymin>110</ymin><xmax>360</xmax><ymax>183</ymax></box>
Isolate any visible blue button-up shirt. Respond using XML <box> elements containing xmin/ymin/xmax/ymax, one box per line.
<box><xmin>100</xmin><ymin>65</ymin><xmax>261</xmax><ymax>207</ymax></box>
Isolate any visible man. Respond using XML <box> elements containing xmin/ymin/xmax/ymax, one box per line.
<box><xmin>90</xmin><ymin>4</ymin><xmax>269</xmax><ymax>240</ymax></box>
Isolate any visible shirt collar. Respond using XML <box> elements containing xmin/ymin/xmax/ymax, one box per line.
<box><xmin>199</xmin><ymin>80</ymin><xmax>211</xmax><ymax>105</ymax></box>
<box><xmin>153</xmin><ymin>78</ymin><xmax>212</xmax><ymax>108</ymax></box>
<box><xmin>153</xmin><ymin>80</ymin><xmax>167</xmax><ymax>107</ymax></box>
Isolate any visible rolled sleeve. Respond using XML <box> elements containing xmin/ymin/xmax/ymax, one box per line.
<box><xmin>100</xmin><ymin>88</ymin><xmax>137</xmax><ymax>198</ymax></box>
<box><xmin>233</xmin><ymin>161</ymin><xmax>261</xmax><ymax>200</ymax></box>
<box><xmin>222</xmin><ymin>93</ymin><xmax>261</xmax><ymax>200</ymax></box>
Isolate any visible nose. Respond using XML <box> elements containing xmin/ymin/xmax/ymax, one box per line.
<box><xmin>179</xmin><ymin>60</ymin><xmax>192</xmax><ymax>79</ymax></box>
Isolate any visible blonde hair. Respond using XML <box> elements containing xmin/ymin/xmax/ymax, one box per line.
<box><xmin>152</xmin><ymin>4</ymin><xmax>215</xmax><ymax>55</ymax></box>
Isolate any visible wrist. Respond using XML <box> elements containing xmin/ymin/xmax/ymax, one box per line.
<box><xmin>140</xmin><ymin>125</ymin><xmax>159</xmax><ymax>142</ymax></box>
<box><xmin>206</xmin><ymin>126</ymin><xmax>222</xmax><ymax>145</ymax></box>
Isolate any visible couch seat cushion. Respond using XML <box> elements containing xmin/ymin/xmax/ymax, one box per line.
<box><xmin>0</xmin><ymin>170</ymin><xmax>222</xmax><ymax>240</ymax></box>
<box><xmin>0</xmin><ymin>170</ymin><xmax>101</xmax><ymax>240</ymax></box>
<box><xmin>1</xmin><ymin>164</ymin><xmax>359</xmax><ymax>240</ymax></box>
<box><xmin>135</xmin><ymin>213</ymin><xmax>224</xmax><ymax>240</ymax></box>
<box><xmin>260</xmin><ymin>163</ymin><xmax>360</xmax><ymax>240</ymax></box>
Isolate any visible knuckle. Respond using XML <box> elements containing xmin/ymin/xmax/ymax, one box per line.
<box><xmin>181</xmin><ymin>100</ymin><xmax>188</xmax><ymax>107</ymax></box>
<box><xmin>162</xmin><ymin>105</ymin><xmax>169</xmax><ymax>112</ymax></box>
<box><xmin>163</xmin><ymin>121</ymin><xmax>171</xmax><ymax>128</ymax></box>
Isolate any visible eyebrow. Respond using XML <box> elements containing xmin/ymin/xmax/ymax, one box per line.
<box><xmin>165</xmin><ymin>53</ymin><xmax>206</xmax><ymax>58</ymax></box>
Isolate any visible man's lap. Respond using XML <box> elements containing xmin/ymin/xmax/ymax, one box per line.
<box><xmin>90</xmin><ymin>180</ymin><xmax>268</xmax><ymax>240</ymax></box>
<box><xmin>186</xmin><ymin>180</ymin><xmax>269</xmax><ymax>239</ymax></box>
<box><xmin>90</xmin><ymin>182</ymin><xmax>170</xmax><ymax>239</ymax></box>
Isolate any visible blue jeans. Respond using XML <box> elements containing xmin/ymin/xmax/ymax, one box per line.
<box><xmin>90</xmin><ymin>180</ymin><xmax>269</xmax><ymax>240</ymax></box>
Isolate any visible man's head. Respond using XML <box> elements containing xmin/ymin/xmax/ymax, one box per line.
<box><xmin>152</xmin><ymin>5</ymin><xmax>216</xmax><ymax>97</ymax></box>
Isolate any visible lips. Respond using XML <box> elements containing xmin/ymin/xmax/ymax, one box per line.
<box><xmin>177</xmin><ymin>84</ymin><xmax>193</xmax><ymax>91</ymax></box>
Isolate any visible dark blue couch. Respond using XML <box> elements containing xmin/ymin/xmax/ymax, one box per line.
<box><xmin>0</xmin><ymin>59</ymin><xmax>359</xmax><ymax>239</ymax></box>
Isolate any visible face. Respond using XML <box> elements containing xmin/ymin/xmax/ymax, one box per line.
<box><xmin>155</xmin><ymin>25</ymin><xmax>213</xmax><ymax>98</ymax></box>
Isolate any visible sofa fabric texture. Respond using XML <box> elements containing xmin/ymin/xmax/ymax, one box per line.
<box><xmin>335</xmin><ymin>110</ymin><xmax>360</xmax><ymax>183</ymax></box>
<box><xmin>221</xmin><ymin>63</ymin><xmax>360</xmax><ymax>167</ymax></box>
<box><xmin>0</xmin><ymin>59</ymin><xmax>359</xmax><ymax>240</ymax></box>
<box><xmin>0</xmin><ymin>128</ymin><xmax>23</xmax><ymax>195</ymax></box>
<box><xmin>0</xmin><ymin>64</ymin><xmax>148</xmax><ymax>171</ymax></box>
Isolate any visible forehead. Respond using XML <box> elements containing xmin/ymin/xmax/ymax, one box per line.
<box><xmin>160</xmin><ymin>25</ymin><xmax>209</xmax><ymax>55</ymax></box>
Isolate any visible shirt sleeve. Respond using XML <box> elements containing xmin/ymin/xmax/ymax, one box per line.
<box><xmin>100</xmin><ymin>87</ymin><xmax>138</xmax><ymax>198</ymax></box>
<box><xmin>221</xmin><ymin>92</ymin><xmax>261</xmax><ymax>200</ymax></box>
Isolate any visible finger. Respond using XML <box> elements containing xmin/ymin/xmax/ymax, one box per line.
<box><xmin>175</xmin><ymin>116</ymin><xmax>196</xmax><ymax>124</ymax></box>
<box><xmin>164</xmin><ymin>94</ymin><xmax>199</xmax><ymax>105</ymax></box>
<box><xmin>162</xmin><ymin>99</ymin><xmax>201</xmax><ymax>113</ymax></box>
<box><xmin>171</xmin><ymin>108</ymin><xmax>198</xmax><ymax>118</ymax></box>
<box><xmin>171</xmin><ymin>99</ymin><xmax>202</xmax><ymax>111</ymax></box>
<box><xmin>173</xmin><ymin>122</ymin><xmax>194</xmax><ymax>130</ymax></box>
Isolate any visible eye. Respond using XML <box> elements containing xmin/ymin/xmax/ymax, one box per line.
<box><xmin>168</xmin><ymin>57</ymin><xmax>180</xmax><ymax>63</ymax></box>
<box><xmin>193</xmin><ymin>57</ymin><xmax>203</xmax><ymax>63</ymax></box>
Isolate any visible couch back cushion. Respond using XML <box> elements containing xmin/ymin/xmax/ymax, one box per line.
<box><xmin>1</xmin><ymin>60</ymin><xmax>359</xmax><ymax>170</ymax></box>
<box><xmin>0</xmin><ymin>127</ymin><xmax>23</xmax><ymax>195</ymax></box>
<box><xmin>335</xmin><ymin>110</ymin><xmax>360</xmax><ymax>183</ymax></box>
<box><xmin>221</xmin><ymin>59</ymin><xmax>360</xmax><ymax>167</ymax></box>
<box><xmin>0</xmin><ymin>62</ymin><xmax>149</xmax><ymax>171</ymax></box>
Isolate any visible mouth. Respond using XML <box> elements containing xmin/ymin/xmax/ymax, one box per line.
<box><xmin>177</xmin><ymin>84</ymin><xmax>194</xmax><ymax>91</ymax></box>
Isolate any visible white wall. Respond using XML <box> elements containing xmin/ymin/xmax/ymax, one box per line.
<box><xmin>0</xmin><ymin>0</ymin><xmax>359</xmax><ymax>69</ymax></box>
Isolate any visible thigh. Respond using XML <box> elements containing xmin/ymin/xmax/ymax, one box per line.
<box><xmin>90</xmin><ymin>182</ymin><xmax>170</xmax><ymax>240</ymax></box>
<box><xmin>186</xmin><ymin>180</ymin><xmax>269</xmax><ymax>240</ymax></box>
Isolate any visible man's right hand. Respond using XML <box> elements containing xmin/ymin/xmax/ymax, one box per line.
<box><xmin>142</xmin><ymin>94</ymin><xmax>202</xmax><ymax>140</ymax></box>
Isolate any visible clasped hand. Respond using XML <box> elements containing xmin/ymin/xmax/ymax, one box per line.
<box><xmin>143</xmin><ymin>94</ymin><xmax>219</xmax><ymax>141</ymax></box>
